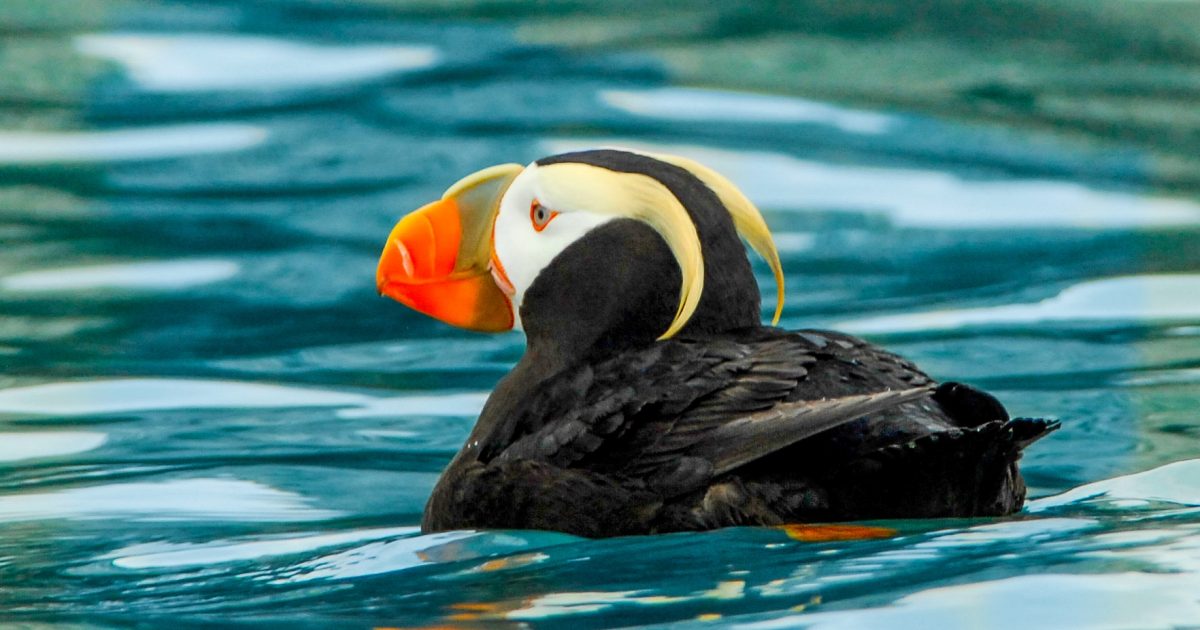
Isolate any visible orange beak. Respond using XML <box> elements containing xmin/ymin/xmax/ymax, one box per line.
<box><xmin>376</xmin><ymin>163</ymin><xmax>524</xmax><ymax>332</ymax></box>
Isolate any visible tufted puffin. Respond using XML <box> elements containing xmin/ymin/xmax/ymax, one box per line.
<box><xmin>376</xmin><ymin>148</ymin><xmax>1058</xmax><ymax>538</ymax></box>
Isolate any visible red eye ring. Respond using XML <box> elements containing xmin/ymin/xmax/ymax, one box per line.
<box><xmin>530</xmin><ymin>200</ymin><xmax>559</xmax><ymax>232</ymax></box>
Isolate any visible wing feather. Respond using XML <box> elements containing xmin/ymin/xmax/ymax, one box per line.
<box><xmin>695</xmin><ymin>385</ymin><xmax>936</xmax><ymax>476</ymax></box>
<box><xmin>493</xmin><ymin>331</ymin><xmax>939</xmax><ymax>499</ymax></box>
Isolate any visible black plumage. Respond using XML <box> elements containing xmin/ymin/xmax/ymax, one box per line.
<box><xmin>421</xmin><ymin>150</ymin><xmax>1058</xmax><ymax>537</ymax></box>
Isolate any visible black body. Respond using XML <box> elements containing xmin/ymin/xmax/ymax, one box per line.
<box><xmin>421</xmin><ymin>150</ymin><xmax>1058</xmax><ymax>537</ymax></box>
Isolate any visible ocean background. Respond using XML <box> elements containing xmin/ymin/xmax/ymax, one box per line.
<box><xmin>2</xmin><ymin>1</ymin><xmax>1200</xmax><ymax>627</ymax></box>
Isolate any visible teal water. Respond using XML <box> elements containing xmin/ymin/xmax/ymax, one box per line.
<box><xmin>3</xmin><ymin>2</ymin><xmax>1200</xmax><ymax>627</ymax></box>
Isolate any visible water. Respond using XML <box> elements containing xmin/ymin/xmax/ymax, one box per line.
<box><xmin>3</xmin><ymin>1</ymin><xmax>1200</xmax><ymax>627</ymax></box>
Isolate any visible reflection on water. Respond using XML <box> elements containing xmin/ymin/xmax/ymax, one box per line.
<box><xmin>2</xmin><ymin>259</ymin><xmax>240</xmax><ymax>292</ymax></box>
<box><xmin>752</xmin><ymin>572</ymin><xmax>1200</xmax><ymax>630</ymax></box>
<box><xmin>75</xmin><ymin>33</ymin><xmax>439</xmax><ymax>92</ymax></box>
<box><xmin>0</xmin><ymin>431</ymin><xmax>107</xmax><ymax>462</ymax></box>
<box><xmin>0</xmin><ymin>124</ymin><xmax>267</xmax><ymax>164</ymax></box>
<box><xmin>2</xmin><ymin>0</ymin><xmax>1199</xmax><ymax>627</ymax></box>
<box><xmin>0</xmin><ymin>478</ymin><xmax>341</xmax><ymax>523</ymax></box>
<box><xmin>840</xmin><ymin>274</ymin><xmax>1200</xmax><ymax>334</ymax></box>
<box><xmin>599</xmin><ymin>88</ymin><xmax>898</xmax><ymax>134</ymax></box>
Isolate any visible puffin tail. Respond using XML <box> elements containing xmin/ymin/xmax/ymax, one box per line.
<box><xmin>826</xmin><ymin>417</ymin><xmax>1061</xmax><ymax>518</ymax></box>
<box><xmin>1010</xmin><ymin>416</ymin><xmax>1062</xmax><ymax>450</ymax></box>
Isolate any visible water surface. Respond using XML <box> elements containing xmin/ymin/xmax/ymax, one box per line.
<box><xmin>2</xmin><ymin>1</ymin><xmax>1200</xmax><ymax>627</ymax></box>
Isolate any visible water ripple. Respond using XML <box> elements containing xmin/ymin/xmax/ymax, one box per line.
<box><xmin>742</xmin><ymin>572</ymin><xmax>1200</xmax><ymax>630</ymax></box>
<box><xmin>0</xmin><ymin>378</ymin><xmax>485</xmax><ymax>418</ymax></box>
<box><xmin>1029</xmin><ymin>459</ymin><xmax>1200</xmax><ymax>512</ymax></box>
<box><xmin>2</xmin><ymin>259</ymin><xmax>239</xmax><ymax>293</ymax></box>
<box><xmin>76</xmin><ymin>33</ymin><xmax>438</xmax><ymax>93</ymax></box>
<box><xmin>104</xmin><ymin>526</ymin><xmax>418</xmax><ymax>570</ymax></box>
<box><xmin>0</xmin><ymin>478</ymin><xmax>339</xmax><ymax>523</ymax></box>
<box><xmin>839</xmin><ymin>274</ymin><xmax>1200</xmax><ymax>335</ymax></box>
<box><xmin>0</xmin><ymin>431</ymin><xmax>107</xmax><ymax>462</ymax></box>
<box><xmin>0</xmin><ymin>124</ymin><xmax>267</xmax><ymax>164</ymax></box>
<box><xmin>601</xmin><ymin>88</ymin><xmax>896</xmax><ymax>134</ymax></box>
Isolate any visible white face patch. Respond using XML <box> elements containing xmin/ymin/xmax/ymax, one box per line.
<box><xmin>492</xmin><ymin>162</ymin><xmax>616</xmax><ymax>330</ymax></box>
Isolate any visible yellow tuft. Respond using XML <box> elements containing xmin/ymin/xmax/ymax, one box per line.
<box><xmin>643</xmin><ymin>152</ymin><xmax>786</xmax><ymax>326</ymax></box>
<box><xmin>538</xmin><ymin>162</ymin><xmax>704</xmax><ymax>340</ymax></box>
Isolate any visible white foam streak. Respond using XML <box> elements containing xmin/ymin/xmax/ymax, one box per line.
<box><xmin>506</xmin><ymin>580</ymin><xmax>746</xmax><ymax>620</ymax></box>
<box><xmin>0</xmin><ymin>316</ymin><xmax>109</xmax><ymax>341</ymax></box>
<box><xmin>274</xmin><ymin>530</ymin><xmax>476</xmax><ymax>583</ymax></box>
<box><xmin>0</xmin><ymin>379</ymin><xmax>365</xmax><ymax>416</ymax></box>
<box><xmin>601</xmin><ymin>88</ymin><xmax>896</xmax><ymax>134</ymax></box>
<box><xmin>771</xmin><ymin>231</ymin><xmax>818</xmax><ymax>253</ymax></box>
<box><xmin>107</xmin><ymin>526</ymin><xmax>416</xmax><ymax>569</ymax></box>
<box><xmin>76</xmin><ymin>33</ymin><xmax>438</xmax><ymax>92</ymax></box>
<box><xmin>840</xmin><ymin>275</ymin><xmax>1200</xmax><ymax>334</ymax></box>
<box><xmin>0</xmin><ymin>124</ymin><xmax>266</xmax><ymax>164</ymax></box>
<box><xmin>916</xmin><ymin>518</ymin><xmax>1096</xmax><ymax>548</ymax></box>
<box><xmin>1086</xmin><ymin>527</ymin><xmax>1200</xmax><ymax>574</ymax></box>
<box><xmin>0</xmin><ymin>378</ymin><xmax>488</xmax><ymax>419</ymax></box>
<box><xmin>1029</xmin><ymin>459</ymin><xmax>1200</xmax><ymax>512</ymax></box>
<box><xmin>0</xmin><ymin>431</ymin><xmax>107</xmax><ymax>462</ymax></box>
<box><xmin>2</xmin><ymin>259</ymin><xmax>239</xmax><ymax>292</ymax></box>
<box><xmin>0</xmin><ymin>478</ymin><xmax>339</xmax><ymax>523</ymax></box>
<box><xmin>336</xmin><ymin>392</ymin><xmax>489</xmax><ymax>419</ymax></box>
<box><xmin>740</xmin><ymin>573</ymin><xmax>1200</xmax><ymax>630</ymax></box>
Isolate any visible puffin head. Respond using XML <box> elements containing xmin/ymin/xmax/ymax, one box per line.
<box><xmin>377</xmin><ymin>149</ymin><xmax>784</xmax><ymax>360</ymax></box>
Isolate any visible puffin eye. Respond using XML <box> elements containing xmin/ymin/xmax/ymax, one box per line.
<box><xmin>529</xmin><ymin>200</ymin><xmax>559</xmax><ymax>232</ymax></box>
